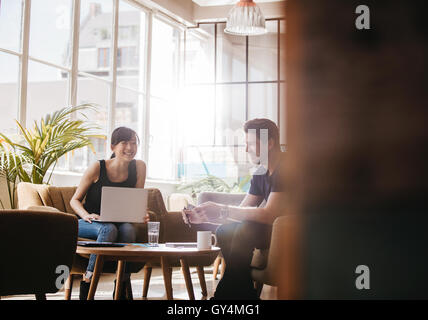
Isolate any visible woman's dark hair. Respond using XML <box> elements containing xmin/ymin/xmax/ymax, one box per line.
<box><xmin>110</xmin><ymin>127</ymin><xmax>140</xmax><ymax>159</ymax></box>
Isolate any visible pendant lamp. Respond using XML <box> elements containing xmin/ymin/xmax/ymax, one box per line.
<box><xmin>224</xmin><ymin>0</ymin><xmax>268</xmax><ymax>36</ymax></box>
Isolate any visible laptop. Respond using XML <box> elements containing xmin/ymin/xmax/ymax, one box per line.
<box><xmin>99</xmin><ymin>186</ymin><xmax>148</xmax><ymax>223</ymax></box>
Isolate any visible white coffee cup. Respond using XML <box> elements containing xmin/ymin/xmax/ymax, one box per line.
<box><xmin>197</xmin><ymin>231</ymin><xmax>217</xmax><ymax>250</ymax></box>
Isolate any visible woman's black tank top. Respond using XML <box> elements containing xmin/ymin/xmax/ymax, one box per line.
<box><xmin>83</xmin><ymin>159</ymin><xmax>137</xmax><ymax>215</ymax></box>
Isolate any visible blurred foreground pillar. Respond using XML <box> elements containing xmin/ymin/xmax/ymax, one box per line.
<box><xmin>278</xmin><ymin>0</ymin><xmax>428</xmax><ymax>299</ymax></box>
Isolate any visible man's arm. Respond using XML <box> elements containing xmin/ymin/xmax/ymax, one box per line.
<box><xmin>193</xmin><ymin>192</ymin><xmax>285</xmax><ymax>225</ymax></box>
<box><xmin>239</xmin><ymin>193</ymin><xmax>264</xmax><ymax>208</ymax></box>
<box><xmin>225</xmin><ymin>192</ymin><xmax>285</xmax><ymax>224</ymax></box>
<box><xmin>181</xmin><ymin>193</ymin><xmax>263</xmax><ymax>225</ymax></box>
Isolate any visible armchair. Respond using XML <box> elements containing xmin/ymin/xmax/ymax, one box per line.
<box><xmin>0</xmin><ymin>209</ymin><xmax>78</xmax><ymax>299</ymax></box>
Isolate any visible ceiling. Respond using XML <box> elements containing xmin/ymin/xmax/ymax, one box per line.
<box><xmin>192</xmin><ymin>0</ymin><xmax>285</xmax><ymax>6</ymax></box>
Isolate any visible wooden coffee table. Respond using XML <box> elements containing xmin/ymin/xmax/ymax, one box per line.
<box><xmin>76</xmin><ymin>244</ymin><xmax>220</xmax><ymax>300</ymax></box>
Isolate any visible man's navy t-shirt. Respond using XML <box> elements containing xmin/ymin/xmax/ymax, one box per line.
<box><xmin>248</xmin><ymin>153</ymin><xmax>285</xmax><ymax>201</ymax></box>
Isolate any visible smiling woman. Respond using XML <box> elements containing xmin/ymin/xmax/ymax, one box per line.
<box><xmin>69</xmin><ymin>125</ymin><xmax>147</xmax><ymax>300</ymax></box>
<box><xmin>110</xmin><ymin>126</ymin><xmax>140</xmax><ymax>159</ymax></box>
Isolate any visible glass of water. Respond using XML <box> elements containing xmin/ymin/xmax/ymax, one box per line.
<box><xmin>147</xmin><ymin>221</ymin><xmax>160</xmax><ymax>246</ymax></box>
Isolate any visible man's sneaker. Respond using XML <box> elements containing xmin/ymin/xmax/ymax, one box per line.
<box><xmin>79</xmin><ymin>280</ymin><xmax>91</xmax><ymax>300</ymax></box>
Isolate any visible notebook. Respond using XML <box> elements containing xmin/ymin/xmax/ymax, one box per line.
<box><xmin>165</xmin><ymin>242</ymin><xmax>198</xmax><ymax>248</ymax></box>
<box><xmin>77</xmin><ymin>241</ymin><xmax>126</xmax><ymax>247</ymax></box>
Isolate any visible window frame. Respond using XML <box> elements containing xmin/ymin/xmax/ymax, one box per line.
<box><xmin>0</xmin><ymin>0</ymin><xmax>285</xmax><ymax>182</ymax></box>
<box><xmin>185</xmin><ymin>19</ymin><xmax>286</xmax><ymax>150</ymax></box>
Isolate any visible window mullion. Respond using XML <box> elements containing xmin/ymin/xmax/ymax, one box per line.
<box><xmin>67</xmin><ymin>0</ymin><xmax>81</xmax><ymax>172</ymax></box>
<box><xmin>69</xmin><ymin>0</ymin><xmax>80</xmax><ymax>107</ymax></box>
<box><xmin>18</xmin><ymin>0</ymin><xmax>31</xmax><ymax>128</ymax></box>
<box><xmin>142</xmin><ymin>12</ymin><xmax>153</xmax><ymax>164</ymax></box>
<box><xmin>108</xmin><ymin>0</ymin><xmax>120</xmax><ymax>158</ymax></box>
<box><xmin>245</xmin><ymin>35</ymin><xmax>249</xmax><ymax>122</ymax></box>
<box><xmin>214</xmin><ymin>23</ymin><xmax>217</xmax><ymax>145</ymax></box>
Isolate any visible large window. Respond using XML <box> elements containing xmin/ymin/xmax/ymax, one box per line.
<box><xmin>0</xmin><ymin>52</ymin><xmax>20</xmax><ymax>135</ymax></box>
<box><xmin>0</xmin><ymin>0</ymin><xmax>285</xmax><ymax>182</ymax></box>
<box><xmin>74</xmin><ymin>0</ymin><xmax>147</xmax><ymax>169</ymax></box>
<box><xmin>148</xmin><ymin>17</ymin><xmax>183</xmax><ymax>180</ymax></box>
<box><xmin>182</xmin><ymin>20</ymin><xmax>286</xmax><ymax>184</ymax></box>
<box><xmin>0</xmin><ymin>0</ymin><xmax>23</xmax><ymax>135</ymax></box>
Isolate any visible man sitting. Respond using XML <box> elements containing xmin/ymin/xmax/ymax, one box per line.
<box><xmin>183</xmin><ymin>118</ymin><xmax>286</xmax><ymax>299</ymax></box>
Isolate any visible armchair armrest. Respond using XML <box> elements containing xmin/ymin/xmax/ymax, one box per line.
<box><xmin>160</xmin><ymin>211</ymin><xmax>197</xmax><ymax>242</ymax></box>
<box><xmin>251</xmin><ymin>215</ymin><xmax>299</xmax><ymax>289</ymax></box>
<box><xmin>24</xmin><ymin>205</ymin><xmax>62</xmax><ymax>213</ymax></box>
<box><xmin>159</xmin><ymin>211</ymin><xmax>219</xmax><ymax>242</ymax></box>
<box><xmin>197</xmin><ymin>192</ymin><xmax>246</xmax><ymax>206</ymax></box>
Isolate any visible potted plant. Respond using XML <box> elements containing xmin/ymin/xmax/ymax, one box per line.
<box><xmin>176</xmin><ymin>174</ymin><xmax>251</xmax><ymax>202</ymax></box>
<box><xmin>0</xmin><ymin>104</ymin><xmax>105</xmax><ymax>209</ymax></box>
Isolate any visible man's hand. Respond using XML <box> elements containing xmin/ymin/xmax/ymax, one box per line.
<box><xmin>182</xmin><ymin>208</ymin><xmax>209</xmax><ymax>224</ymax></box>
<box><xmin>194</xmin><ymin>202</ymin><xmax>223</xmax><ymax>223</ymax></box>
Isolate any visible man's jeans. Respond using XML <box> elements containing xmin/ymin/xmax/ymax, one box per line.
<box><xmin>78</xmin><ymin>220</ymin><xmax>136</xmax><ymax>275</ymax></box>
<box><xmin>214</xmin><ymin>220</ymin><xmax>272</xmax><ymax>299</ymax></box>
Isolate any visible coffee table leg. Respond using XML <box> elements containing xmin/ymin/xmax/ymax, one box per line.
<box><xmin>88</xmin><ymin>255</ymin><xmax>104</xmax><ymax>300</ymax></box>
<box><xmin>180</xmin><ymin>258</ymin><xmax>195</xmax><ymax>300</ymax></box>
<box><xmin>196</xmin><ymin>266</ymin><xmax>207</xmax><ymax>297</ymax></box>
<box><xmin>114</xmin><ymin>260</ymin><xmax>125</xmax><ymax>300</ymax></box>
<box><xmin>161</xmin><ymin>256</ymin><xmax>173</xmax><ymax>300</ymax></box>
<box><xmin>142</xmin><ymin>265</ymin><xmax>152</xmax><ymax>298</ymax></box>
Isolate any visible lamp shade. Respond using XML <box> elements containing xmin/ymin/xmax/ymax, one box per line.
<box><xmin>224</xmin><ymin>0</ymin><xmax>267</xmax><ymax>36</ymax></box>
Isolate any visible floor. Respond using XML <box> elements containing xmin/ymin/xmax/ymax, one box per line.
<box><xmin>2</xmin><ymin>265</ymin><xmax>277</xmax><ymax>300</ymax></box>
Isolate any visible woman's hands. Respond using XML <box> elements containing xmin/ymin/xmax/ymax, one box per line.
<box><xmin>82</xmin><ymin>213</ymin><xmax>100</xmax><ymax>223</ymax></box>
<box><xmin>83</xmin><ymin>213</ymin><xmax>150</xmax><ymax>224</ymax></box>
<box><xmin>82</xmin><ymin>213</ymin><xmax>150</xmax><ymax>223</ymax></box>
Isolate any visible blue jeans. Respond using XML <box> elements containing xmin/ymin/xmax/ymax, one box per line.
<box><xmin>78</xmin><ymin>219</ymin><xmax>137</xmax><ymax>274</ymax></box>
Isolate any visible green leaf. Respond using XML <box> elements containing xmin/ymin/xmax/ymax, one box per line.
<box><xmin>0</xmin><ymin>103</ymin><xmax>101</xmax><ymax>185</ymax></box>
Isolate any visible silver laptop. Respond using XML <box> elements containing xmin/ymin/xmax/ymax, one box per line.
<box><xmin>99</xmin><ymin>186</ymin><xmax>148</xmax><ymax>223</ymax></box>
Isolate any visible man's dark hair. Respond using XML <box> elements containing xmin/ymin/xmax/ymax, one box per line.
<box><xmin>243</xmin><ymin>118</ymin><xmax>280</xmax><ymax>149</ymax></box>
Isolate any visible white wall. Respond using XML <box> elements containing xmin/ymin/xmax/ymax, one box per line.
<box><xmin>137</xmin><ymin>0</ymin><xmax>195</xmax><ymax>25</ymax></box>
<box><xmin>136</xmin><ymin>0</ymin><xmax>285</xmax><ymax>25</ymax></box>
<box><xmin>193</xmin><ymin>1</ymin><xmax>286</xmax><ymax>22</ymax></box>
